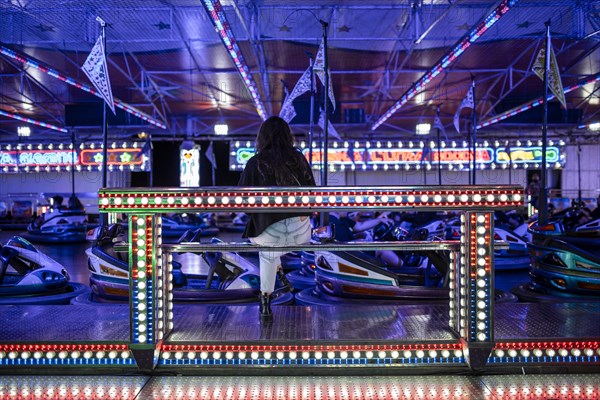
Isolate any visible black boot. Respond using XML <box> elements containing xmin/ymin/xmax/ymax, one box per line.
<box><xmin>259</xmin><ymin>292</ymin><xmax>273</xmax><ymax>322</ymax></box>
<box><xmin>277</xmin><ymin>268</ymin><xmax>294</xmax><ymax>292</ymax></box>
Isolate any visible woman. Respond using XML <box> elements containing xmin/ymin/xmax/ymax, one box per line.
<box><xmin>238</xmin><ymin>116</ymin><xmax>316</xmax><ymax>322</ymax></box>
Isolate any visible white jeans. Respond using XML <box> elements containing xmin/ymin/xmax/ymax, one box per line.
<box><xmin>250</xmin><ymin>216</ymin><xmax>311</xmax><ymax>293</ymax></box>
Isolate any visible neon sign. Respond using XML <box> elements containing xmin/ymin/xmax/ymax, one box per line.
<box><xmin>80</xmin><ymin>148</ymin><xmax>144</xmax><ymax>166</ymax></box>
<box><xmin>0</xmin><ymin>150</ymin><xmax>76</xmax><ymax>167</ymax></box>
<box><xmin>0</xmin><ymin>146</ymin><xmax>150</xmax><ymax>173</ymax></box>
<box><xmin>231</xmin><ymin>146</ymin><xmax>562</xmax><ymax>171</ymax></box>
<box><xmin>495</xmin><ymin>147</ymin><xmax>559</xmax><ymax>164</ymax></box>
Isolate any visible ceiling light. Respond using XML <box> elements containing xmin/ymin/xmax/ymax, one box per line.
<box><xmin>416</xmin><ymin>123</ymin><xmax>431</xmax><ymax>135</ymax></box>
<box><xmin>17</xmin><ymin>126</ymin><xmax>31</xmax><ymax>137</ymax></box>
<box><xmin>214</xmin><ymin>123</ymin><xmax>228</xmax><ymax>136</ymax></box>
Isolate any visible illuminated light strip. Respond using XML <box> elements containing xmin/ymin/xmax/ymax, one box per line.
<box><xmin>489</xmin><ymin>341</ymin><xmax>600</xmax><ymax>364</ymax></box>
<box><xmin>130</xmin><ymin>215</ymin><xmax>154</xmax><ymax>345</ymax></box>
<box><xmin>0</xmin><ymin>45</ymin><xmax>167</xmax><ymax>129</ymax></box>
<box><xmin>478</xmin><ymin>74</ymin><xmax>600</xmax><ymax>128</ymax></box>
<box><xmin>371</xmin><ymin>0</ymin><xmax>519</xmax><ymax>130</ymax></box>
<box><xmin>201</xmin><ymin>1</ymin><xmax>267</xmax><ymax>120</ymax></box>
<box><xmin>98</xmin><ymin>188</ymin><xmax>525</xmax><ymax>212</ymax></box>
<box><xmin>0</xmin><ymin>344</ymin><xmax>133</xmax><ymax>366</ymax></box>
<box><xmin>158</xmin><ymin>343</ymin><xmax>465</xmax><ymax>366</ymax></box>
<box><xmin>470</xmin><ymin>213</ymin><xmax>493</xmax><ymax>343</ymax></box>
<box><xmin>458</xmin><ymin>215</ymin><xmax>468</xmax><ymax>338</ymax></box>
<box><xmin>0</xmin><ymin>109</ymin><xmax>67</xmax><ymax>133</ymax></box>
<box><xmin>448</xmin><ymin>250</ymin><xmax>459</xmax><ymax>333</ymax></box>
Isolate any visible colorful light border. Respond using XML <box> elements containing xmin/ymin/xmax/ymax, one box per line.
<box><xmin>158</xmin><ymin>343</ymin><xmax>465</xmax><ymax>366</ymax></box>
<box><xmin>0</xmin><ymin>45</ymin><xmax>167</xmax><ymax>129</ymax></box>
<box><xmin>371</xmin><ymin>0</ymin><xmax>519</xmax><ymax>130</ymax></box>
<box><xmin>0</xmin><ymin>109</ymin><xmax>67</xmax><ymax>133</ymax></box>
<box><xmin>98</xmin><ymin>187</ymin><xmax>525</xmax><ymax>213</ymax></box>
<box><xmin>0</xmin><ymin>142</ymin><xmax>150</xmax><ymax>173</ymax></box>
<box><xmin>0</xmin><ymin>344</ymin><xmax>134</xmax><ymax>366</ymax></box>
<box><xmin>478</xmin><ymin>74</ymin><xmax>600</xmax><ymax>128</ymax></box>
<box><xmin>489</xmin><ymin>341</ymin><xmax>600</xmax><ymax>364</ymax></box>
<box><xmin>201</xmin><ymin>0</ymin><xmax>267</xmax><ymax>120</ymax></box>
<box><xmin>230</xmin><ymin>142</ymin><xmax>564</xmax><ymax>172</ymax></box>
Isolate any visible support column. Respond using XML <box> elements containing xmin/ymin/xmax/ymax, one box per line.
<box><xmin>128</xmin><ymin>213</ymin><xmax>164</xmax><ymax>371</ymax></box>
<box><xmin>448</xmin><ymin>249</ymin><xmax>461</xmax><ymax>336</ymax></box>
<box><xmin>460</xmin><ymin>211</ymin><xmax>495</xmax><ymax>370</ymax></box>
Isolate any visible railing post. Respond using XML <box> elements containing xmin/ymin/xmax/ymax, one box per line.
<box><xmin>460</xmin><ymin>211</ymin><xmax>495</xmax><ymax>370</ymax></box>
<box><xmin>127</xmin><ymin>213</ymin><xmax>164</xmax><ymax>371</ymax></box>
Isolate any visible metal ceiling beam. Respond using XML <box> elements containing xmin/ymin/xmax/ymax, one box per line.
<box><xmin>201</xmin><ymin>0</ymin><xmax>267</xmax><ymax>120</ymax></box>
<box><xmin>0</xmin><ymin>56</ymin><xmax>66</xmax><ymax>123</ymax></box>
<box><xmin>232</xmin><ymin>0</ymin><xmax>272</xmax><ymax>116</ymax></box>
<box><xmin>0</xmin><ymin>43</ymin><xmax>167</xmax><ymax>129</ymax></box>
<box><xmin>371</xmin><ymin>0</ymin><xmax>520</xmax><ymax>131</ymax></box>
<box><xmin>477</xmin><ymin>74</ymin><xmax>600</xmax><ymax>129</ymax></box>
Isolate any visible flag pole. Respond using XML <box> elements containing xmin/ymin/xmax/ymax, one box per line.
<box><xmin>539</xmin><ymin>20</ymin><xmax>551</xmax><ymax>226</ymax></box>
<box><xmin>471</xmin><ymin>79</ymin><xmax>477</xmax><ymax>185</ymax></box>
<box><xmin>436</xmin><ymin>106</ymin><xmax>442</xmax><ymax>185</ymax></box>
<box><xmin>308</xmin><ymin>57</ymin><xmax>315</xmax><ymax>168</ymax></box>
<box><xmin>320</xmin><ymin>20</ymin><xmax>329</xmax><ymax>188</ymax></box>
<box><xmin>97</xmin><ymin>16</ymin><xmax>109</xmax><ymax>226</ymax></box>
<box><xmin>70</xmin><ymin>128</ymin><xmax>76</xmax><ymax>200</ymax></box>
<box><xmin>319</xmin><ymin>19</ymin><xmax>329</xmax><ymax>228</ymax></box>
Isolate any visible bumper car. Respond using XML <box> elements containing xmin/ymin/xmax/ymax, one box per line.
<box><xmin>83</xmin><ymin>224</ymin><xmax>292</xmax><ymax>304</ymax></box>
<box><xmin>24</xmin><ymin>209</ymin><xmax>87</xmax><ymax>244</ymax></box>
<box><xmin>493</xmin><ymin>227</ymin><xmax>530</xmax><ymax>270</ymax></box>
<box><xmin>512</xmin><ymin>219</ymin><xmax>600</xmax><ymax>302</ymax></box>
<box><xmin>296</xmin><ymin>249</ymin><xmax>516</xmax><ymax>305</ymax></box>
<box><xmin>161</xmin><ymin>214</ymin><xmax>219</xmax><ymax>239</ymax></box>
<box><xmin>286</xmin><ymin>252</ymin><xmax>317</xmax><ymax>290</ymax></box>
<box><xmin>215</xmin><ymin>212</ymin><xmax>248</xmax><ymax>233</ymax></box>
<box><xmin>0</xmin><ymin>236</ymin><xmax>88</xmax><ymax>305</ymax></box>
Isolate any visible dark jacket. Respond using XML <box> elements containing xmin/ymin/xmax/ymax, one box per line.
<box><xmin>238</xmin><ymin>150</ymin><xmax>316</xmax><ymax>238</ymax></box>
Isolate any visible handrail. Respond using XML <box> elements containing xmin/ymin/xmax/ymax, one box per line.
<box><xmin>113</xmin><ymin>240</ymin><xmax>509</xmax><ymax>252</ymax></box>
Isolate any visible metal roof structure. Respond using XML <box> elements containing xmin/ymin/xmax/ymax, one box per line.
<box><xmin>0</xmin><ymin>0</ymin><xmax>599</xmax><ymax>143</ymax></box>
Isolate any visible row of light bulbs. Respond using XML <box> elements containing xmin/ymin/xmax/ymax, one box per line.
<box><xmin>101</xmin><ymin>193</ymin><xmax>523</xmax><ymax>209</ymax></box>
<box><xmin>0</xmin><ymin>142</ymin><xmax>141</xmax><ymax>151</ymax></box>
<box><xmin>233</xmin><ymin>139</ymin><xmax>565</xmax><ymax>150</ymax></box>
<box><xmin>159</xmin><ymin>348</ymin><xmax>463</xmax><ymax>363</ymax></box>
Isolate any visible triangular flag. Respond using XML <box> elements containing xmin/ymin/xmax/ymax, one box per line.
<box><xmin>135</xmin><ymin>136</ymin><xmax>153</xmax><ymax>161</ymax></box>
<box><xmin>205</xmin><ymin>142</ymin><xmax>217</xmax><ymax>170</ymax></box>
<box><xmin>453</xmin><ymin>85</ymin><xmax>474</xmax><ymax>134</ymax></box>
<box><xmin>82</xmin><ymin>35</ymin><xmax>115</xmax><ymax>114</ymax></box>
<box><xmin>279</xmin><ymin>67</ymin><xmax>312</xmax><ymax>122</ymax></box>
<box><xmin>314</xmin><ymin>39</ymin><xmax>336</xmax><ymax>111</ymax></box>
<box><xmin>532</xmin><ymin>36</ymin><xmax>566</xmax><ymax>109</ymax></box>
<box><xmin>318</xmin><ymin>108</ymin><xmax>341</xmax><ymax>141</ymax></box>
<box><xmin>346</xmin><ymin>143</ymin><xmax>356</xmax><ymax>165</ymax></box>
<box><xmin>279</xmin><ymin>80</ymin><xmax>297</xmax><ymax>123</ymax></box>
<box><xmin>420</xmin><ymin>146</ymin><xmax>431</xmax><ymax>163</ymax></box>
<box><xmin>432</xmin><ymin>114</ymin><xmax>448</xmax><ymax>141</ymax></box>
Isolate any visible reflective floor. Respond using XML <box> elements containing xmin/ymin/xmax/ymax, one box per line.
<box><xmin>0</xmin><ymin>374</ymin><xmax>598</xmax><ymax>399</ymax></box>
<box><xmin>2</xmin><ymin>302</ymin><xmax>598</xmax><ymax>343</ymax></box>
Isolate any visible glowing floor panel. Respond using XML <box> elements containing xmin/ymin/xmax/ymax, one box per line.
<box><xmin>0</xmin><ymin>374</ymin><xmax>597</xmax><ymax>399</ymax></box>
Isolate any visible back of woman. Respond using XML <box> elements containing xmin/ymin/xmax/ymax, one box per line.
<box><xmin>237</xmin><ymin>116</ymin><xmax>315</xmax><ymax>323</ymax></box>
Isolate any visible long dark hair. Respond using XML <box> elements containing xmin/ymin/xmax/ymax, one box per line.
<box><xmin>255</xmin><ymin>116</ymin><xmax>309</xmax><ymax>185</ymax></box>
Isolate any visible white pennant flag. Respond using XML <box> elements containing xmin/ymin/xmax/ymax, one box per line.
<box><xmin>82</xmin><ymin>35</ymin><xmax>115</xmax><ymax>115</ymax></box>
<box><xmin>318</xmin><ymin>108</ymin><xmax>341</xmax><ymax>141</ymax></box>
<box><xmin>279</xmin><ymin>67</ymin><xmax>312</xmax><ymax>122</ymax></box>
<box><xmin>205</xmin><ymin>142</ymin><xmax>217</xmax><ymax>170</ymax></box>
<box><xmin>432</xmin><ymin>114</ymin><xmax>448</xmax><ymax>141</ymax></box>
<box><xmin>532</xmin><ymin>34</ymin><xmax>566</xmax><ymax>109</ymax></box>
<box><xmin>453</xmin><ymin>85</ymin><xmax>474</xmax><ymax>134</ymax></box>
<box><xmin>314</xmin><ymin>39</ymin><xmax>336</xmax><ymax>111</ymax></box>
<box><xmin>279</xmin><ymin>82</ymin><xmax>297</xmax><ymax>123</ymax></box>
